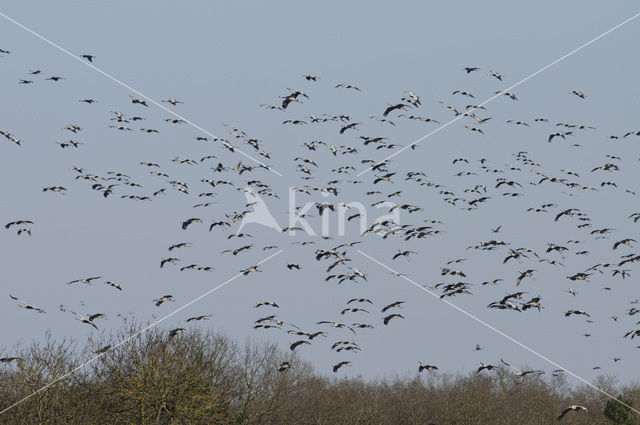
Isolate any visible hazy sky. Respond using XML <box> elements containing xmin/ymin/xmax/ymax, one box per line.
<box><xmin>2</xmin><ymin>1</ymin><xmax>640</xmax><ymax>388</ymax></box>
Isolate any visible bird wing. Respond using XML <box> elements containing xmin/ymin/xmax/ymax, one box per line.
<box><xmin>557</xmin><ymin>407</ymin><xmax>571</xmax><ymax>420</ymax></box>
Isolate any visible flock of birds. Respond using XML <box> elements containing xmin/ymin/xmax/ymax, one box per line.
<box><xmin>2</xmin><ymin>45</ymin><xmax>639</xmax><ymax>420</ymax></box>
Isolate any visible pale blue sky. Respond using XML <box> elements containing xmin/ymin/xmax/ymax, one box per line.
<box><xmin>1</xmin><ymin>1</ymin><xmax>640</xmax><ymax>385</ymax></box>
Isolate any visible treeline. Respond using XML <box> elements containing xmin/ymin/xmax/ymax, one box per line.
<box><xmin>0</xmin><ymin>323</ymin><xmax>638</xmax><ymax>425</ymax></box>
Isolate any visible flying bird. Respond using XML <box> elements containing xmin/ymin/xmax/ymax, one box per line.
<box><xmin>557</xmin><ymin>405</ymin><xmax>590</xmax><ymax>420</ymax></box>
<box><xmin>336</xmin><ymin>83</ymin><xmax>360</xmax><ymax>91</ymax></box>
<box><xmin>332</xmin><ymin>361</ymin><xmax>351</xmax><ymax>373</ymax></box>
<box><xmin>383</xmin><ymin>103</ymin><xmax>406</xmax><ymax>117</ymax></box>
<box><xmin>9</xmin><ymin>294</ymin><xmax>45</xmax><ymax>313</ymax></box>
<box><xmin>383</xmin><ymin>313</ymin><xmax>404</xmax><ymax>325</ymax></box>
<box><xmin>290</xmin><ymin>340</ymin><xmax>311</xmax><ymax>351</ymax></box>
<box><xmin>67</xmin><ymin>276</ymin><xmax>101</xmax><ymax>285</ymax></box>
<box><xmin>418</xmin><ymin>361</ymin><xmax>438</xmax><ymax>372</ymax></box>
<box><xmin>181</xmin><ymin>218</ymin><xmax>202</xmax><ymax>230</ymax></box>
<box><xmin>154</xmin><ymin>295</ymin><xmax>174</xmax><ymax>306</ymax></box>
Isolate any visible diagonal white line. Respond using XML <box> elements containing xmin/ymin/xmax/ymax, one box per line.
<box><xmin>0</xmin><ymin>11</ymin><xmax>283</xmax><ymax>177</ymax></box>
<box><xmin>0</xmin><ymin>249</ymin><xmax>283</xmax><ymax>415</ymax></box>
<box><xmin>357</xmin><ymin>10</ymin><xmax>640</xmax><ymax>176</ymax></box>
<box><xmin>356</xmin><ymin>249</ymin><xmax>640</xmax><ymax>415</ymax></box>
